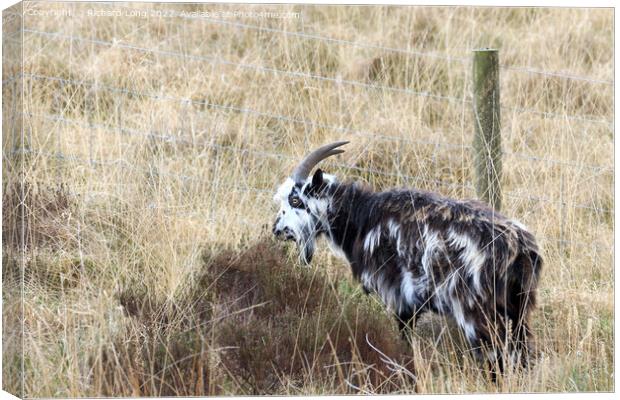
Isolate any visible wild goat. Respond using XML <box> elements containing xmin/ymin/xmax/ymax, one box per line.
<box><xmin>272</xmin><ymin>141</ymin><xmax>542</xmax><ymax>373</ymax></box>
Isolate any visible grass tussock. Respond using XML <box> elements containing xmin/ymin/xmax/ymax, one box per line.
<box><xmin>97</xmin><ymin>238</ymin><xmax>412</xmax><ymax>396</ymax></box>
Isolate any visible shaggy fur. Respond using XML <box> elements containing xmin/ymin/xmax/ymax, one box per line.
<box><xmin>273</xmin><ymin>168</ymin><xmax>542</xmax><ymax>372</ymax></box>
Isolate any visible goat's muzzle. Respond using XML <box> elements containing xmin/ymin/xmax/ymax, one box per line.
<box><xmin>272</xmin><ymin>223</ymin><xmax>295</xmax><ymax>241</ymax></box>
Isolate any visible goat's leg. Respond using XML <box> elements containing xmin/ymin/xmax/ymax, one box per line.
<box><xmin>396</xmin><ymin>314</ymin><xmax>410</xmax><ymax>338</ymax></box>
<box><xmin>396</xmin><ymin>308</ymin><xmax>421</xmax><ymax>339</ymax></box>
<box><xmin>453</xmin><ymin>311</ymin><xmax>506</xmax><ymax>382</ymax></box>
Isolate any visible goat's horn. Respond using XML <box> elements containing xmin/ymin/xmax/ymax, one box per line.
<box><xmin>291</xmin><ymin>141</ymin><xmax>349</xmax><ymax>183</ymax></box>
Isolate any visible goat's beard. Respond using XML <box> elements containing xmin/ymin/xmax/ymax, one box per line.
<box><xmin>296</xmin><ymin>232</ymin><xmax>316</xmax><ymax>265</ymax></box>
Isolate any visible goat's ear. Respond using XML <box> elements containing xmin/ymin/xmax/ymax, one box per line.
<box><xmin>312</xmin><ymin>168</ymin><xmax>324</xmax><ymax>187</ymax></box>
<box><xmin>309</xmin><ymin>168</ymin><xmax>327</xmax><ymax>194</ymax></box>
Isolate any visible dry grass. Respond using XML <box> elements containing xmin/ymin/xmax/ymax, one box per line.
<box><xmin>2</xmin><ymin>3</ymin><xmax>613</xmax><ymax>396</ymax></box>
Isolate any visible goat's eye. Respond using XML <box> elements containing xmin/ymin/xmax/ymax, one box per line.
<box><xmin>289</xmin><ymin>196</ymin><xmax>302</xmax><ymax>208</ymax></box>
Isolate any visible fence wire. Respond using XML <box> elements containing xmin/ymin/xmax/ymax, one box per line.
<box><xmin>89</xmin><ymin>2</ymin><xmax>615</xmax><ymax>86</ymax></box>
<box><xmin>6</xmin><ymin>4</ymin><xmax>614</xmax><ymax>85</ymax></box>
<box><xmin>12</xmin><ymin>73</ymin><xmax>613</xmax><ymax>173</ymax></box>
<box><xmin>20</xmin><ymin>28</ymin><xmax>613</xmax><ymax>127</ymax></box>
<box><xmin>195</xmin><ymin>14</ymin><xmax>614</xmax><ymax>86</ymax></box>
<box><xmin>7</xmin><ymin>147</ymin><xmax>611</xmax><ymax>253</ymax></box>
<box><xmin>14</xmin><ymin>111</ymin><xmax>613</xmax><ymax>215</ymax></box>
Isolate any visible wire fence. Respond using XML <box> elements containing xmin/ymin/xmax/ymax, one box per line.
<box><xmin>6</xmin><ymin>72</ymin><xmax>613</xmax><ymax>174</ymax></box>
<box><xmin>3</xmin><ymin>12</ymin><xmax>613</xmax><ymax>256</ymax></box>
<box><xmin>88</xmin><ymin>2</ymin><xmax>616</xmax><ymax>86</ymax></box>
<box><xmin>14</xmin><ymin>109</ymin><xmax>613</xmax><ymax>216</ymax></box>
<box><xmin>16</xmin><ymin>28</ymin><xmax>614</xmax><ymax>127</ymax></box>
<box><xmin>8</xmin><ymin>147</ymin><xmax>611</xmax><ymax>252</ymax></box>
<box><xmin>2</xmin><ymin>4</ymin><xmax>616</xmax><ymax>84</ymax></box>
<box><xmin>190</xmin><ymin>13</ymin><xmax>614</xmax><ymax>86</ymax></box>
<box><xmin>5</xmin><ymin>3</ymin><xmax>615</xmax><ymax>90</ymax></box>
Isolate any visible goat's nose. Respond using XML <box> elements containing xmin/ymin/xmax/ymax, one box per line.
<box><xmin>272</xmin><ymin>224</ymin><xmax>282</xmax><ymax>237</ymax></box>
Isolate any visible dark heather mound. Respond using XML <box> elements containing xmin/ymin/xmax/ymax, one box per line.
<box><xmin>100</xmin><ymin>237</ymin><xmax>414</xmax><ymax>396</ymax></box>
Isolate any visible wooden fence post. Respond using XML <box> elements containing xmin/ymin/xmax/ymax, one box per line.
<box><xmin>472</xmin><ymin>48</ymin><xmax>502</xmax><ymax>211</ymax></box>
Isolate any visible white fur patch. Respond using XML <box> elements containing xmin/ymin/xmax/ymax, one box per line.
<box><xmin>309</xmin><ymin>198</ymin><xmax>328</xmax><ymax>214</ymax></box>
<box><xmin>447</xmin><ymin>228</ymin><xmax>486</xmax><ymax>294</ymax></box>
<box><xmin>387</xmin><ymin>219</ymin><xmax>404</xmax><ymax>256</ymax></box>
<box><xmin>361</xmin><ymin>269</ymin><xmax>398</xmax><ymax>312</ymax></box>
<box><xmin>400</xmin><ymin>270</ymin><xmax>416</xmax><ymax>305</ymax></box>
<box><xmin>363</xmin><ymin>226</ymin><xmax>381</xmax><ymax>255</ymax></box>
<box><xmin>446</xmin><ymin>227</ymin><xmax>469</xmax><ymax>249</ymax></box>
<box><xmin>274</xmin><ymin>177</ymin><xmax>296</xmax><ymax>203</ymax></box>
<box><xmin>307</xmin><ymin>197</ymin><xmax>330</xmax><ymax>229</ymax></box>
<box><xmin>387</xmin><ymin>219</ymin><xmax>400</xmax><ymax>239</ymax></box>
<box><xmin>448</xmin><ymin>268</ymin><xmax>461</xmax><ymax>293</ymax></box>
<box><xmin>400</xmin><ymin>270</ymin><xmax>427</xmax><ymax>312</ymax></box>
<box><xmin>451</xmin><ymin>299</ymin><xmax>476</xmax><ymax>341</ymax></box>
<box><xmin>421</xmin><ymin>226</ymin><xmax>443</xmax><ymax>277</ymax></box>
<box><xmin>434</xmin><ymin>265</ymin><xmax>465</xmax><ymax>315</ymax></box>
<box><xmin>361</xmin><ymin>270</ymin><xmax>373</xmax><ymax>290</ymax></box>
<box><xmin>510</xmin><ymin>219</ymin><xmax>529</xmax><ymax>231</ymax></box>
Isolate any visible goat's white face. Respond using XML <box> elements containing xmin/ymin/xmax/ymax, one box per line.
<box><xmin>272</xmin><ymin>170</ymin><xmax>333</xmax><ymax>265</ymax></box>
